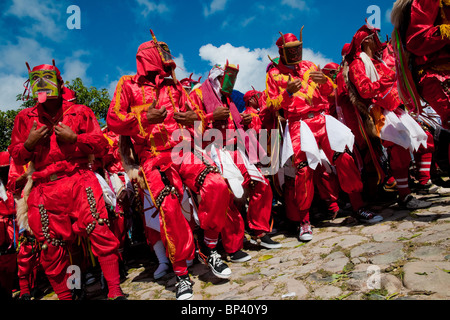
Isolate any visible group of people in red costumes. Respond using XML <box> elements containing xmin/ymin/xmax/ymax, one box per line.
<box><xmin>0</xmin><ymin>0</ymin><xmax>449</xmax><ymax>301</ymax></box>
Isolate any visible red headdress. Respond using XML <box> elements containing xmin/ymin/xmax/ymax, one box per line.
<box><xmin>136</xmin><ymin>29</ymin><xmax>177</xmax><ymax>84</ymax></box>
<box><xmin>243</xmin><ymin>89</ymin><xmax>261</xmax><ymax>105</ymax></box>
<box><xmin>276</xmin><ymin>26</ymin><xmax>304</xmax><ymax>65</ymax></box>
<box><xmin>345</xmin><ymin>22</ymin><xmax>383</xmax><ymax>62</ymax></box>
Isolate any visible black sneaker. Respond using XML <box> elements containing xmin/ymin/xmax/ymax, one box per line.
<box><xmin>229</xmin><ymin>250</ymin><xmax>251</xmax><ymax>263</ymax></box>
<box><xmin>250</xmin><ymin>234</ymin><xmax>282</xmax><ymax>249</ymax></box>
<box><xmin>354</xmin><ymin>208</ymin><xmax>383</xmax><ymax>224</ymax></box>
<box><xmin>175</xmin><ymin>274</ymin><xmax>193</xmax><ymax>300</ymax></box>
<box><xmin>398</xmin><ymin>194</ymin><xmax>432</xmax><ymax>209</ymax></box>
<box><xmin>18</xmin><ymin>293</ymin><xmax>31</xmax><ymax>300</ymax></box>
<box><xmin>207</xmin><ymin>250</ymin><xmax>232</xmax><ymax>279</ymax></box>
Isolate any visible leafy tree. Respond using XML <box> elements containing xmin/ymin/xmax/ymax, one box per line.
<box><xmin>66</xmin><ymin>78</ymin><xmax>111</xmax><ymax>126</ymax></box>
<box><xmin>0</xmin><ymin>108</ymin><xmax>21</xmax><ymax>152</ymax></box>
<box><xmin>0</xmin><ymin>78</ymin><xmax>112</xmax><ymax>151</ymax></box>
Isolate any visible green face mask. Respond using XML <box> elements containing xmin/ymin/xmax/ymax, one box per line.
<box><xmin>220</xmin><ymin>62</ymin><xmax>239</xmax><ymax>96</ymax></box>
<box><xmin>29</xmin><ymin>69</ymin><xmax>59</xmax><ymax>103</ymax></box>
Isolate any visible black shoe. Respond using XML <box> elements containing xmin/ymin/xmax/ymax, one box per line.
<box><xmin>354</xmin><ymin>208</ymin><xmax>383</xmax><ymax>223</ymax></box>
<box><xmin>207</xmin><ymin>250</ymin><xmax>232</xmax><ymax>279</ymax></box>
<box><xmin>250</xmin><ymin>234</ymin><xmax>282</xmax><ymax>249</ymax></box>
<box><xmin>176</xmin><ymin>275</ymin><xmax>193</xmax><ymax>300</ymax></box>
<box><xmin>18</xmin><ymin>293</ymin><xmax>31</xmax><ymax>300</ymax></box>
<box><xmin>229</xmin><ymin>250</ymin><xmax>251</xmax><ymax>263</ymax></box>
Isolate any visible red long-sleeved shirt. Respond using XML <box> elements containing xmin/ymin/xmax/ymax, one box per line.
<box><xmin>265</xmin><ymin>60</ymin><xmax>335</xmax><ymax>122</ymax></box>
<box><xmin>9</xmin><ymin>101</ymin><xmax>108</xmax><ymax>179</ymax></box>
<box><xmin>406</xmin><ymin>0</ymin><xmax>450</xmax><ymax>66</ymax></box>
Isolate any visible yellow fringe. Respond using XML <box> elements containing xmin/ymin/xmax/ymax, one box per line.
<box><xmin>141</xmin><ymin>168</ymin><xmax>177</xmax><ymax>263</ymax></box>
<box><xmin>440</xmin><ymin>24</ymin><xmax>450</xmax><ymax>40</ymax></box>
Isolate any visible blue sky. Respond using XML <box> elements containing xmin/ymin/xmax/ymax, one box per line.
<box><xmin>0</xmin><ymin>0</ymin><xmax>396</xmax><ymax>111</ymax></box>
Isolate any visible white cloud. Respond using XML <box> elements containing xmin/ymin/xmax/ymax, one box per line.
<box><xmin>241</xmin><ymin>16</ymin><xmax>256</xmax><ymax>27</ymax></box>
<box><xmin>174</xmin><ymin>54</ymin><xmax>203</xmax><ymax>84</ymax></box>
<box><xmin>385</xmin><ymin>8</ymin><xmax>392</xmax><ymax>23</ymax></box>
<box><xmin>198</xmin><ymin>43</ymin><xmax>332</xmax><ymax>93</ymax></box>
<box><xmin>203</xmin><ymin>0</ymin><xmax>228</xmax><ymax>17</ymax></box>
<box><xmin>281</xmin><ymin>0</ymin><xmax>308</xmax><ymax>11</ymax></box>
<box><xmin>136</xmin><ymin>0</ymin><xmax>170</xmax><ymax>16</ymax></box>
<box><xmin>0</xmin><ymin>37</ymin><xmax>54</xmax><ymax>75</ymax></box>
<box><xmin>0</xmin><ymin>73</ymin><xmax>27</xmax><ymax>111</ymax></box>
<box><xmin>302</xmin><ymin>48</ymin><xmax>332</xmax><ymax>69</ymax></box>
<box><xmin>0</xmin><ymin>37</ymin><xmax>55</xmax><ymax>111</ymax></box>
<box><xmin>5</xmin><ymin>0</ymin><xmax>63</xmax><ymax>41</ymax></box>
<box><xmin>61</xmin><ymin>50</ymin><xmax>91</xmax><ymax>84</ymax></box>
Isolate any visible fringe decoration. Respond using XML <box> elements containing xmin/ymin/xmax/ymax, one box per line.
<box><xmin>118</xmin><ymin>135</ymin><xmax>146</xmax><ymax>190</ymax></box>
<box><xmin>440</xmin><ymin>24</ymin><xmax>450</xmax><ymax>40</ymax></box>
<box><xmin>15</xmin><ymin>162</ymin><xmax>35</xmax><ymax>233</ymax></box>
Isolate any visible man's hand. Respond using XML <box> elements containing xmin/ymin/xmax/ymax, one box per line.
<box><xmin>241</xmin><ymin>113</ymin><xmax>253</xmax><ymax>126</ymax></box>
<box><xmin>212</xmin><ymin>106</ymin><xmax>230</xmax><ymax>121</ymax></box>
<box><xmin>55</xmin><ymin>122</ymin><xmax>77</xmax><ymax>143</ymax></box>
<box><xmin>310</xmin><ymin>65</ymin><xmax>327</xmax><ymax>84</ymax></box>
<box><xmin>24</xmin><ymin>121</ymin><xmax>50</xmax><ymax>151</ymax></box>
<box><xmin>174</xmin><ymin>103</ymin><xmax>199</xmax><ymax>126</ymax></box>
<box><xmin>286</xmin><ymin>74</ymin><xmax>302</xmax><ymax>95</ymax></box>
<box><xmin>146</xmin><ymin>100</ymin><xmax>167</xmax><ymax>124</ymax></box>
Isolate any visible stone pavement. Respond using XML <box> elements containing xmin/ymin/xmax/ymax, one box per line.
<box><xmin>41</xmin><ymin>192</ymin><xmax>450</xmax><ymax>301</ymax></box>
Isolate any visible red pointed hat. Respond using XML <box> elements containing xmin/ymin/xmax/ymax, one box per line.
<box><xmin>243</xmin><ymin>90</ymin><xmax>261</xmax><ymax>103</ymax></box>
<box><xmin>276</xmin><ymin>33</ymin><xmax>299</xmax><ymax>48</ymax></box>
<box><xmin>345</xmin><ymin>22</ymin><xmax>382</xmax><ymax>61</ymax></box>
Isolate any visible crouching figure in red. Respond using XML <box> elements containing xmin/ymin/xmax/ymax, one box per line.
<box><xmin>106</xmin><ymin>30</ymin><xmax>232</xmax><ymax>300</ymax></box>
<box><xmin>8</xmin><ymin>61</ymin><xmax>125</xmax><ymax>300</ymax></box>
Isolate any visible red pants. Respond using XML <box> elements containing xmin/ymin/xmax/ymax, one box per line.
<box><xmin>17</xmin><ymin>236</ymin><xmax>40</xmax><ymax>297</ymax></box>
<box><xmin>414</xmin><ymin>130</ymin><xmax>435</xmax><ymax>185</ymax></box>
<box><xmin>221</xmin><ymin>197</ymin><xmax>246</xmax><ymax>254</ymax></box>
<box><xmin>289</xmin><ymin>115</ymin><xmax>364</xmax><ymax>220</ymax></box>
<box><xmin>0</xmin><ymin>214</ymin><xmax>17</xmax><ymax>298</ymax></box>
<box><xmin>229</xmin><ymin>149</ymin><xmax>273</xmax><ymax>234</ymax></box>
<box><xmin>27</xmin><ymin>169</ymin><xmax>121</xmax><ymax>299</ymax></box>
<box><xmin>141</xmin><ymin>150</ymin><xmax>230</xmax><ymax>275</ymax></box>
<box><xmin>419</xmin><ymin>74</ymin><xmax>450</xmax><ymax>129</ymax></box>
<box><xmin>383</xmin><ymin>141</ymin><xmax>412</xmax><ymax>199</ymax></box>
<box><xmin>314</xmin><ymin>165</ymin><xmax>340</xmax><ymax>214</ymax></box>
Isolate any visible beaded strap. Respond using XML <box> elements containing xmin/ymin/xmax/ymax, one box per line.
<box><xmin>38</xmin><ymin>204</ymin><xmax>66</xmax><ymax>250</ymax></box>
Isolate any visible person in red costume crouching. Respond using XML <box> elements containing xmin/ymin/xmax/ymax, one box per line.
<box><xmin>8</xmin><ymin>61</ymin><xmax>126</xmax><ymax>300</ymax></box>
<box><xmin>344</xmin><ymin>23</ymin><xmax>431</xmax><ymax>210</ymax></box>
<box><xmin>107</xmin><ymin>30</ymin><xmax>233</xmax><ymax>300</ymax></box>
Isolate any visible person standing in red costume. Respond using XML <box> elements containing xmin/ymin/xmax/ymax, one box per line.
<box><xmin>8</xmin><ymin>61</ymin><xmax>126</xmax><ymax>300</ymax></box>
<box><xmin>393</xmin><ymin>0</ymin><xmax>450</xmax><ymax>130</ymax></box>
<box><xmin>345</xmin><ymin>24</ymin><xmax>431</xmax><ymax>209</ymax></box>
<box><xmin>265</xmin><ymin>28</ymin><xmax>382</xmax><ymax>241</ymax></box>
<box><xmin>0</xmin><ymin>152</ymin><xmax>18</xmax><ymax>300</ymax></box>
<box><xmin>106</xmin><ymin>30</ymin><xmax>233</xmax><ymax>300</ymax></box>
<box><xmin>189</xmin><ymin>64</ymin><xmax>281</xmax><ymax>250</ymax></box>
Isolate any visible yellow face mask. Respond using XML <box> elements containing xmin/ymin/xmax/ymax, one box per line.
<box><xmin>29</xmin><ymin>69</ymin><xmax>59</xmax><ymax>103</ymax></box>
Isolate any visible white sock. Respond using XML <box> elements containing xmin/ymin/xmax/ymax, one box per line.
<box><xmin>153</xmin><ymin>240</ymin><xmax>169</xmax><ymax>265</ymax></box>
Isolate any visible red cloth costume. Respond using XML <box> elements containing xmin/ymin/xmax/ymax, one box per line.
<box><xmin>9</xmin><ymin>63</ymin><xmax>123</xmax><ymax>300</ymax></box>
<box><xmin>243</xmin><ymin>90</ymin><xmax>263</xmax><ymax>133</ymax></box>
<box><xmin>106</xmin><ymin>40</ymin><xmax>231</xmax><ymax>275</ymax></box>
<box><xmin>347</xmin><ymin>25</ymin><xmax>419</xmax><ymax>200</ymax></box>
<box><xmin>102</xmin><ymin>128</ymin><xmax>128</xmax><ymax>256</ymax></box>
<box><xmin>406</xmin><ymin>0</ymin><xmax>450</xmax><ymax>128</ymax></box>
<box><xmin>265</xmin><ymin>33</ymin><xmax>366</xmax><ymax>224</ymax></box>
<box><xmin>0</xmin><ymin>152</ymin><xmax>18</xmax><ymax>299</ymax></box>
